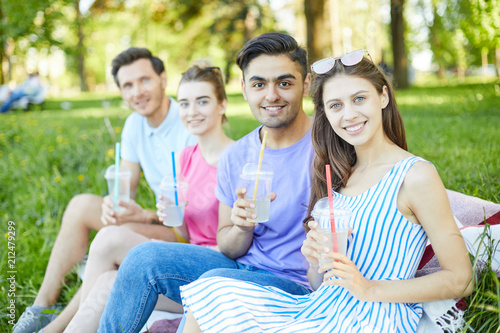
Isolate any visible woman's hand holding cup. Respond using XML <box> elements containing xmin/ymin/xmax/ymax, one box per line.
<box><xmin>301</xmin><ymin>220</ymin><xmax>330</xmax><ymax>267</ymax></box>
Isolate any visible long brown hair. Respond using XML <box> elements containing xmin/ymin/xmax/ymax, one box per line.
<box><xmin>305</xmin><ymin>57</ymin><xmax>407</xmax><ymax>229</ymax></box>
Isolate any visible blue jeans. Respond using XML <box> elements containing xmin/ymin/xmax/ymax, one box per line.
<box><xmin>97</xmin><ymin>242</ymin><xmax>311</xmax><ymax>333</ymax></box>
<box><xmin>1</xmin><ymin>90</ymin><xmax>26</xmax><ymax>113</ymax></box>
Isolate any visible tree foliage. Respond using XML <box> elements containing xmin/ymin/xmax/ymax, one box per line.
<box><xmin>0</xmin><ymin>0</ymin><xmax>61</xmax><ymax>83</ymax></box>
<box><xmin>129</xmin><ymin>0</ymin><xmax>275</xmax><ymax>82</ymax></box>
<box><xmin>418</xmin><ymin>0</ymin><xmax>499</xmax><ymax>77</ymax></box>
<box><xmin>2</xmin><ymin>0</ymin><xmax>497</xmax><ymax>90</ymax></box>
<box><xmin>459</xmin><ymin>0</ymin><xmax>499</xmax><ymax>50</ymax></box>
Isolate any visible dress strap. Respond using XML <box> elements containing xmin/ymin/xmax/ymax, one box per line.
<box><xmin>390</xmin><ymin>156</ymin><xmax>432</xmax><ymax>202</ymax></box>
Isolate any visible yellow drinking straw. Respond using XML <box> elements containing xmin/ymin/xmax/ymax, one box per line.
<box><xmin>252</xmin><ymin>131</ymin><xmax>268</xmax><ymax>201</ymax></box>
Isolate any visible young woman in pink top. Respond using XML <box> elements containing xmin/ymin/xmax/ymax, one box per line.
<box><xmin>157</xmin><ymin>61</ymin><xmax>234</xmax><ymax>248</ymax></box>
<box><xmin>42</xmin><ymin>60</ymin><xmax>233</xmax><ymax>333</ymax></box>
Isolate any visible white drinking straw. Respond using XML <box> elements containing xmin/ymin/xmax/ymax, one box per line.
<box><xmin>114</xmin><ymin>142</ymin><xmax>120</xmax><ymax>208</ymax></box>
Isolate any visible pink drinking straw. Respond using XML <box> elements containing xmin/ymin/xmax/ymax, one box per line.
<box><xmin>325</xmin><ymin>164</ymin><xmax>338</xmax><ymax>252</ymax></box>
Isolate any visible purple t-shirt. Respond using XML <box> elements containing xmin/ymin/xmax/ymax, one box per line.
<box><xmin>216</xmin><ymin>126</ymin><xmax>313</xmax><ymax>287</ymax></box>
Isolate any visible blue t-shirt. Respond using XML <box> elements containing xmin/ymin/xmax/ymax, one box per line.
<box><xmin>121</xmin><ymin>97</ymin><xmax>197</xmax><ymax>199</ymax></box>
<box><xmin>216</xmin><ymin>125</ymin><xmax>313</xmax><ymax>287</ymax></box>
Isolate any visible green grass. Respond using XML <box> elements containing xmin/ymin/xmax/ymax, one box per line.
<box><xmin>461</xmin><ymin>224</ymin><xmax>500</xmax><ymax>332</ymax></box>
<box><xmin>398</xmin><ymin>82</ymin><xmax>500</xmax><ymax>202</ymax></box>
<box><xmin>0</xmin><ymin>81</ymin><xmax>499</xmax><ymax>331</ymax></box>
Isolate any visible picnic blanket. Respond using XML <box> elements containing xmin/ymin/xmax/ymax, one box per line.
<box><xmin>416</xmin><ymin>190</ymin><xmax>500</xmax><ymax>332</ymax></box>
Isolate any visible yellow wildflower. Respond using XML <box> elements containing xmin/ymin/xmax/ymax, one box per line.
<box><xmin>106</xmin><ymin>149</ymin><xmax>115</xmax><ymax>159</ymax></box>
<box><xmin>78</xmin><ymin>175</ymin><xmax>84</xmax><ymax>181</ymax></box>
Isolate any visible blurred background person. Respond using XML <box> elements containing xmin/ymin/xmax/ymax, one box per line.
<box><xmin>1</xmin><ymin>72</ymin><xmax>43</xmax><ymax>113</ymax></box>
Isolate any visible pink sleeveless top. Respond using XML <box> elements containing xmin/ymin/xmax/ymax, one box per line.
<box><xmin>180</xmin><ymin>144</ymin><xmax>218</xmax><ymax>246</ymax></box>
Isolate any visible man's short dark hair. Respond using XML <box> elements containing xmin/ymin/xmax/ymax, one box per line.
<box><xmin>111</xmin><ymin>47</ymin><xmax>165</xmax><ymax>87</ymax></box>
<box><xmin>236</xmin><ymin>32</ymin><xmax>308</xmax><ymax>81</ymax></box>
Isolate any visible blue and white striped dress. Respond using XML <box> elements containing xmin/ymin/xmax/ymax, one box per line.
<box><xmin>180</xmin><ymin>157</ymin><xmax>429</xmax><ymax>332</ymax></box>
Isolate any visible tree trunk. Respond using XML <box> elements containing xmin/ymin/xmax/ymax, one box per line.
<box><xmin>224</xmin><ymin>52</ymin><xmax>232</xmax><ymax>84</ymax></box>
<box><xmin>481</xmin><ymin>47</ymin><xmax>488</xmax><ymax>77</ymax></box>
<box><xmin>429</xmin><ymin>2</ymin><xmax>445</xmax><ymax>82</ymax></box>
<box><xmin>454</xmin><ymin>29</ymin><xmax>467</xmax><ymax>83</ymax></box>
<box><xmin>0</xmin><ymin>4</ymin><xmax>4</xmax><ymax>85</ymax></box>
<box><xmin>304</xmin><ymin>0</ymin><xmax>328</xmax><ymax>64</ymax></box>
<box><xmin>496</xmin><ymin>47</ymin><xmax>500</xmax><ymax>78</ymax></box>
<box><xmin>457</xmin><ymin>67</ymin><xmax>465</xmax><ymax>83</ymax></box>
<box><xmin>329</xmin><ymin>0</ymin><xmax>341</xmax><ymax>55</ymax></box>
<box><xmin>390</xmin><ymin>0</ymin><xmax>408</xmax><ymax>88</ymax></box>
<box><xmin>437</xmin><ymin>66</ymin><xmax>445</xmax><ymax>81</ymax></box>
<box><xmin>75</xmin><ymin>0</ymin><xmax>88</xmax><ymax>92</ymax></box>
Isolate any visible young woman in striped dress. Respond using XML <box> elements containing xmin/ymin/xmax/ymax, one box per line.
<box><xmin>179</xmin><ymin>50</ymin><xmax>473</xmax><ymax>332</ymax></box>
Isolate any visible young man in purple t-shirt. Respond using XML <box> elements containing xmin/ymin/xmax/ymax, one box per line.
<box><xmin>97</xmin><ymin>32</ymin><xmax>314</xmax><ymax>333</ymax></box>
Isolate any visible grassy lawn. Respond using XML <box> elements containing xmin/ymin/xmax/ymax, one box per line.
<box><xmin>0</xmin><ymin>81</ymin><xmax>499</xmax><ymax>330</ymax></box>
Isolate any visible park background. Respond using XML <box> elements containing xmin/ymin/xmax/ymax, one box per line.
<box><xmin>1</xmin><ymin>0</ymin><xmax>499</xmax><ymax>331</ymax></box>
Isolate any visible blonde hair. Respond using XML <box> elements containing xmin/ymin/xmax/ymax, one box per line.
<box><xmin>179</xmin><ymin>59</ymin><xmax>227</xmax><ymax>123</ymax></box>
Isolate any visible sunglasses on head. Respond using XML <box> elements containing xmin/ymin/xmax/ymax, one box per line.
<box><xmin>203</xmin><ymin>66</ymin><xmax>221</xmax><ymax>72</ymax></box>
<box><xmin>310</xmin><ymin>49</ymin><xmax>372</xmax><ymax>74</ymax></box>
<box><xmin>182</xmin><ymin>66</ymin><xmax>221</xmax><ymax>75</ymax></box>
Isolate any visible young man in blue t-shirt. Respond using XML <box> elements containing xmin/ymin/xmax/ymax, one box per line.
<box><xmin>97</xmin><ymin>32</ymin><xmax>315</xmax><ymax>333</ymax></box>
<box><xmin>13</xmin><ymin>48</ymin><xmax>195</xmax><ymax>333</ymax></box>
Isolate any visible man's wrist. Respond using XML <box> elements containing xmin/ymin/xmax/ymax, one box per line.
<box><xmin>142</xmin><ymin>210</ymin><xmax>158</xmax><ymax>224</ymax></box>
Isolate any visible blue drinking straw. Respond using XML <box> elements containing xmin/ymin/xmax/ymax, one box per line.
<box><xmin>114</xmin><ymin>142</ymin><xmax>120</xmax><ymax>208</ymax></box>
<box><xmin>171</xmin><ymin>151</ymin><xmax>179</xmax><ymax>206</ymax></box>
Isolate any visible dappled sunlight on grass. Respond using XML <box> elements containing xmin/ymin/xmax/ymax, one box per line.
<box><xmin>396</xmin><ymin>94</ymin><xmax>452</xmax><ymax>106</ymax></box>
<box><xmin>39</xmin><ymin>107</ymin><xmax>131</xmax><ymax>120</ymax></box>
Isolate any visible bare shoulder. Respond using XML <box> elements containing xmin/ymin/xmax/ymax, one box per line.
<box><xmin>404</xmin><ymin>160</ymin><xmax>442</xmax><ymax>190</ymax></box>
<box><xmin>398</xmin><ymin>159</ymin><xmax>448</xmax><ymax>223</ymax></box>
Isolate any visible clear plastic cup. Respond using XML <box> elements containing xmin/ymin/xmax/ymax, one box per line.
<box><xmin>239</xmin><ymin>162</ymin><xmax>274</xmax><ymax>223</ymax></box>
<box><xmin>317</xmin><ymin>228</ymin><xmax>349</xmax><ymax>266</ymax></box>
<box><xmin>159</xmin><ymin>175</ymin><xmax>189</xmax><ymax>227</ymax></box>
<box><xmin>104</xmin><ymin>165</ymin><xmax>132</xmax><ymax>212</ymax></box>
<box><xmin>311</xmin><ymin>197</ymin><xmax>352</xmax><ymax>265</ymax></box>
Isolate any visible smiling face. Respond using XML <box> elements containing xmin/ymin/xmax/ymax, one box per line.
<box><xmin>241</xmin><ymin>54</ymin><xmax>310</xmax><ymax>129</ymax></box>
<box><xmin>177</xmin><ymin>81</ymin><xmax>226</xmax><ymax>137</ymax></box>
<box><xmin>323</xmin><ymin>75</ymin><xmax>389</xmax><ymax>148</ymax></box>
<box><xmin>116</xmin><ymin>58</ymin><xmax>168</xmax><ymax>120</ymax></box>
